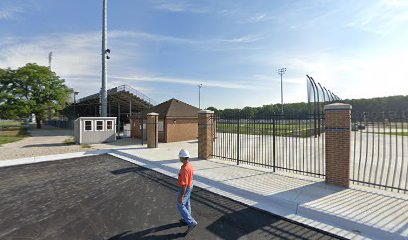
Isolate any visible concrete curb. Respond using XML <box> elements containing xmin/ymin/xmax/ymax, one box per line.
<box><xmin>0</xmin><ymin>150</ymin><xmax>110</xmax><ymax>168</ymax></box>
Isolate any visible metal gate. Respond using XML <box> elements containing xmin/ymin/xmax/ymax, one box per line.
<box><xmin>212</xmin><ymin>114</ymin><xmax>325</xmax><ymax>178</ymax></box>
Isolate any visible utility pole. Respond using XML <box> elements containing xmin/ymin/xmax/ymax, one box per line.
<box><xmin>198</xmin><ymin>84</ymin><xmax>203</xmax><ymax>109</ymax></box>
<box><xmin>48</xmin><ymin>52</ymin><xmax>53</xmax><ymax>69</ymax></box>
<box><xmin>101</xmin><ymin>0</ymin><xmax>110</xmax><ymax>117</ymax></box>
<box><xmin>47</xmin><ymin>52</ymin><xmax>53</xmax><ymax>121</ymax></box>
<box><xmin>73</xmin><ymin>91</ymin><xmax>79</xmax><ymax>118</ymax></box>
<box><xmin>277</xmin><ymin>67</ymin><xmax>286</xmax><ymax>115</ymax></box>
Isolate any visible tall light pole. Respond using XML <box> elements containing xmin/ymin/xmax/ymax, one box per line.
<box><xmin>48</xmin><ymin>51</ymin><xmax>53</xmax><ymax>121</ymax></box>
<box><xmin>277</xmin><ymin>67</ymin><xmax>286</xmax><ymax>115</ymax></box>
<box><xmin>198</xmin><ymin>84</ymin><xmax>203</xmax><ymax>109</ymax></box>
<box><xmin>101</xmin><ymin>0</ymin><xmax>109</xmax><ymax>117</ymax></box>
<box><xmin>73</xmin><ymin>91</ymin><xmax>79</xmax><ymax>117</ymax></box>
<box><xmin>48</xmin><ymin>52</ymin><xmax>53</xmax><ymax>69</ymax></box>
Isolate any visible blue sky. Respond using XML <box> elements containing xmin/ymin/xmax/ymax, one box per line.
<box><xmin>0</xmin><ymin>0</ymin><xmax>407</xmax><ymax>109</ymax></box>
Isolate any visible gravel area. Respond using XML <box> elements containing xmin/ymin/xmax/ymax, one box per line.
<box><xmin>0</xmin><ymin>125</ymin><xmax>91</xmax><ymax>160</ymax></box>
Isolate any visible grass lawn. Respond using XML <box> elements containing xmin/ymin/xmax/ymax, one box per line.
<box><xmin>216</xmin><ymin>123</ymin><xmax>320</xmax><ymax>137</ymax></box>
<box><xmin>0</xmin><ymin>121</ymin><xmax>22</xmax><ymax>130</ymax></box>
<box><xmin>0</xmin><ymin>122</ymin><xmax>29</xmax><ymax>146</ymax></box>
<box><xmin>387</xmin><ymin>132</ymin><xmax>408</xmax><ymax>136</ymax></box>
<box><xmin>374</xmin><ymin>131</ymin><xmax>408</xmax><ymax>136</ymax></box>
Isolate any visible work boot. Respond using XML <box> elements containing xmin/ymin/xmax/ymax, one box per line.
<box><xmin>179</xmin><ymin>218</ymin><xmax>187</xmax><ymax>225</ymax></box>
<box><xmin>185</xmin><ymin>222</ymin><xmax>197</xmax><ymax>235</ymax></box>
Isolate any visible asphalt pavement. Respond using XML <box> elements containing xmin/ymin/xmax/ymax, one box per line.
<box><xmin>0</xmin><ymin>154</ymin><xmax>345</xmax><ymax>240</ymax></box>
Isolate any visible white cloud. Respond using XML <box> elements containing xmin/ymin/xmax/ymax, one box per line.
<box><xmin>219</xmin><ymin>35</ymin><xmax>262</xmax><ymax>43</ymax></box>
<box><xmin>0</xmin><ymin>0</ymin><xmax>39</xmax><ymax>21</ymax></box>
<box><xmin>111</xmin><ymin>30</ymin><xmax>261</xmax><ymax>46</ymax></box>
<box><xmin>0</xmin><ymin>6</ymin><xmax>23</xmax><ymax>20</ymax></box>
<box><xmin>150</xmin><ymin>0</ymin><xmax>207</xmax><ymax>13</ymax></box>
<box><xmin>0</xmin><ymin>32</ymin><xmax>101</xmax><ymax>76</ymax></box>
<box><xmin>0</xmin><ymin>32</ymin><xmax>113</xmax><ymax>99</ymax></box>
<box><xmin>283</xmin><ymin>50</ymin><xmax>408</xmax><ymax>100</ymax></box>
<box><xmin>0</xmin><ymin>30</ymin><xmax>268</xmax><ymax>100</ymax></box>
<box><xmin>347</xmin><ymin>0</ymin><xmax>408</xmax><ymax>35</ymax></box>
<box><xmin>110</xmin><ymin>75</ymin><xmax>271</xmax><ymax>90</ymax></box>
<box><xmin>247</xmin><ymin>13</ymin><xmax>267</xmax><ymax>23</ymax></box>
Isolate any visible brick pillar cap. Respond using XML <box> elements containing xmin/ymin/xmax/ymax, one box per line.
<box><xmin>147</xmin><ymin>112</ymin><xmax>159</xmax><ymax>116</ymax></box>
<box><xmin>324</xmin><ymin>103</ymin><xmax>352</xmax><ymax>111</ymax></box>
<box><xmin>198</xmin><ymin>110</ymin><xmax>214</xmax><ymax>114</ymax></box>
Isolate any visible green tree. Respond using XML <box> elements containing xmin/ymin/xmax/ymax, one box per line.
<box><xmin>240</xmin><ymin>106</ymin><xmax>256</xmax><ymax>118</ymax></box>
<box><xmin>206</xmin><ymin>106</ymin><xmax>219</xmax><ymax>114</ymax></box>
<box><xmin>0</xmin><ymin>63</ymin><xmax>72</xmax><ymax>128</ymax></box>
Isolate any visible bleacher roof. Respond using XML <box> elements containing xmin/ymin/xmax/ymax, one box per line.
<box><xmin>74</xmin><ymin>85</ymin><xmax>156</xmax><ymax>117</ymax></box>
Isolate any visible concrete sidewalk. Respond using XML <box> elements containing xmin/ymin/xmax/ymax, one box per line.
<box><xmin>107</xmin><ymin>140</ymin><xmax>408</xmax><ymax>240</ymax></box>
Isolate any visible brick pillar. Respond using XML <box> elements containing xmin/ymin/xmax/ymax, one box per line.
<box><xmin>324</xmin><ymin>103</ymin><xmax>352</xmax><ymax>187</ymax></box>
<box><xmin>198</xmin><ymin>110</ymin><xmax>214</xmax><ymax>159</ymax></box>
<box><xmin>147</xmin><ymin>113</ymin><xmax>159</xmax><ymax>148</ymax></box>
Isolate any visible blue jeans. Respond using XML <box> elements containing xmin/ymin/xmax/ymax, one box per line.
<box><xmin>177</xmin><ymin>186</ymin><xmax>197</xmax><ymax>226</ymax></box>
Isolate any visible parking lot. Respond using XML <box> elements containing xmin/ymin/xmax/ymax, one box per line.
<box><xmin>0</xmin><ymin>154</ymin><xmax>344</xmax><ymax>240</ymax></box>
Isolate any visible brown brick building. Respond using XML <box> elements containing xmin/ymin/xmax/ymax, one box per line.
<box><xmin>130</xmin><ymin>98</ymin><xmax>200</xmax><ymax>143</ymax></box>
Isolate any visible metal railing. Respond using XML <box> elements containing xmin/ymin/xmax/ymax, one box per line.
<box><xmin>351</xmin><ymin>112</ymin><xmax>408</xmax><ymax>193</ymax></box>
<box><xmin>117</xmin><ymin>85</ymin><xmax>158</xmax><ymax>106</ymax></box>
<box><xmin>78</xmin><ymin>84</ymin><xmax>157</xmax><ymax>106</ymax></box>
<box><xmin>47</xmin><ymin>120</ymin><xmax>73</xmax><ymax>129</ymax></box>
<box><xmin>212</xmin><ymin>114</ymin><xmax>325</xmax><ymax>178</ymax></box>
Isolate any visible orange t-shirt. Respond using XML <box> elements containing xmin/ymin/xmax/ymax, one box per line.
<box><xmin>178</xmin><ymin>162</ymin><xmax>194</xmax><ymax>187</ymax></box>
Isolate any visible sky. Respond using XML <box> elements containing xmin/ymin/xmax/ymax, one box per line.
<box><xmin>0</xmin><ymin>0</ymin><xmax>407</xmax><ymax>109</ymax></box>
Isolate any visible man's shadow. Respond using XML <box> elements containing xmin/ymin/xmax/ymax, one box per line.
<box><xmin>108</xmin><ymin>222</ymin><xmax>187</xmax><ymax>240</ymax></box>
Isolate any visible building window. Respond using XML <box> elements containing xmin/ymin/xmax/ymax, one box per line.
<box><xmin>106</xmin><ymin>120</ymin><xmax>113</xmax><ymax>131</ymax></box>
<box><xmin>84</xmin><ymin>120</ymin><xmax>93</xmax><ymax>131</ymax></box>
<box><xmin>96</xmin><ymin>120</ymin><xmax>104</xmax><ymax>131</ymax></box>
<box><xmin>158</xmin><ymin>121</ymin><xmax>164</xmax><ymax>132</ymax></box>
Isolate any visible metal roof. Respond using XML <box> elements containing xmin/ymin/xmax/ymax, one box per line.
<box><xmin>74</xmin><ymin>85</ymin><xmax>156</xmax><ymax>117</ymax></box>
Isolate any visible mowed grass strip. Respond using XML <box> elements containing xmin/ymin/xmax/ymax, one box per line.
<box><xmin>0</xmin><ymin>121</ymin><xmax>21</xmax><ymax>130</ymax></box>
<box><xmin>216</xmin><ymin>123</ymin><xmax>318</xmax><ymax>137</ymax></box>
<box><xmin>0</xmin><ymin>121</ymin><xmax>29</xmax><ymax>146</ymax></box>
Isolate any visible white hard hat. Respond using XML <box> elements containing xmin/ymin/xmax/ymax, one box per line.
<box><xmin>179</xmin><ymin>149</ymin><xmax>190</xmax><ymax>158</ymax></box>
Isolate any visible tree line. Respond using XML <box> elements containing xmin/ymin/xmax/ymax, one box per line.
<box><xmin>207</xmin><ymin>95</ymin><xmax>408</xmax><ymax>118</ymax></box>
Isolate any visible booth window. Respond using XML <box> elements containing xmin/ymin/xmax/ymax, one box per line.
<box><xmin>106</xmin><ymin>120</ymin><xmax>113</xmax><ymax>131</ymax></box>
<box><xmin>84</xmin><ymin>120</ymin><xmax>93</xmax><ymax>131</ymax></box>
<box><xmin>96</xmin><ymin>120</ymin><xmax>104</xmax><ymax>131</ymax></box>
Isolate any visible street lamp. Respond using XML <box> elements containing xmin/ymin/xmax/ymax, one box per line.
<box><xmin>277</xmin><ymin>67</ymin><xmax>286</xmax><ymax>115</ymax></box>
<box><xmin>198</xmin><ymin>84</ymin><xmax>203</xmax><ymax>109</ymax></box>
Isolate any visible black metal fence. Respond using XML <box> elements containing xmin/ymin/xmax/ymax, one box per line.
<box><xmin>47</xmin><ymin>120</ymin><xmax>73</xmax><ymax>129</ymax></box>
<box><xmin>351</xmin><ymin>112</ymin><xmax>408</xmax><ymax>193</ymax></box>
<box><xmin>212</xmin><ymin>114</ymin><xmax>325</xmax><ymax>178</ymax></box>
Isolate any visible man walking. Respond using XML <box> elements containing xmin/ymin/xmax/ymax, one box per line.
<box><xmin>177</xmin><ymin>149</ymin><xmax>197</xmax><ymax>234</ymax></box>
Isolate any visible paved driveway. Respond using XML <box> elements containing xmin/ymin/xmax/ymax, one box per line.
<box><xmin>0</xmin><ymin>126</ymin><xmax>89</xmax><ymax>160</ymax></box>
<box><xmin>0</xmin><ymin>154</ymin><xmax>344</xmax><ymax>240</ymax></box>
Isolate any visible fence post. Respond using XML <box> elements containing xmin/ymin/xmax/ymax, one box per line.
<box><xmin>141</xmin><ymin>118</ymin><xmax>144</xmax><ymax>146</ymax></box>
<box><xmin>147</xmin><ymin>112</ymin><xmax>159</xmax><ymax>148</ymax></box>
<box><xmin>324</xmin><ymin>103</ymin><xmax>352</xmax><ymax>187</ymax></box>
<box><xmin>237</xmin><ymin>118</ymin><xmax>240</xmax><ymax>165</ymax></box>
<box><xmin>198</xmin><ymin>110</ymin><xmax>214</xmax><ymax>159</ymax></box>
<box><xmin>273</xmin><ymin>114</ymin><xmax>276</xmax><ymax>172</ymax></box>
